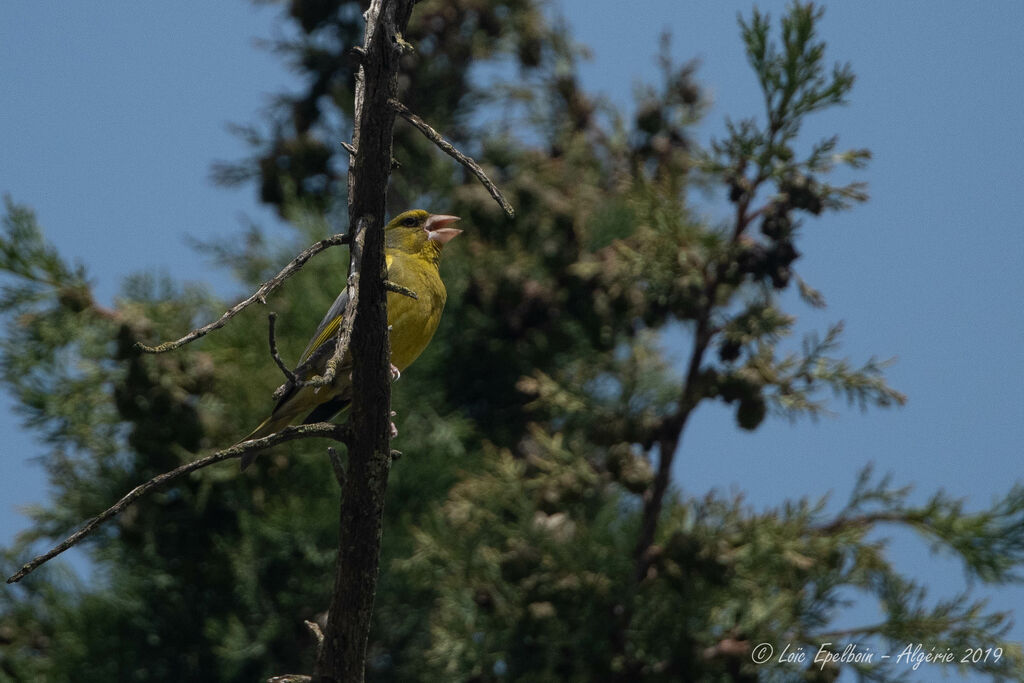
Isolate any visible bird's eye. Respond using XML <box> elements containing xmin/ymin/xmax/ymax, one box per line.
<box><xmin>402</xmin><ymin>216</ymin><xmax>418</xmax><ymax>227</ymax></box>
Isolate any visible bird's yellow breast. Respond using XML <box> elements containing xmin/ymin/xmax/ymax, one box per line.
<box><xmin>386</xmin><ymin>250</ymin><xmax>447</xmax><ymax>371</ymax></box>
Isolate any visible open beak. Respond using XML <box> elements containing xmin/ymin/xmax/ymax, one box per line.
<box><xmin>425</xmin><ymin>214</ymin><xmax>462</xmax><ymax>245</ymax></box>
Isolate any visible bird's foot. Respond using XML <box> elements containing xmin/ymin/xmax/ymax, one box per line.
<box><xmin>390</xmin><ymin>363</ymin><xmax>401</xmax><ymax>382</ymax></box>
<box><xmin>389</xmin><ymin>410</ymin><xmax>398</xmax><ymax>439</ymax></box>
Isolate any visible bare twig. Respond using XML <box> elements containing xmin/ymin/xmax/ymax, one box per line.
<box><xmin>303</xmin><ymin>219</ymin><xmax>365</xmax><ymax>390</ymax></box>
<box><xmin>268</xmin><ymin>313</ymin><xmax>297</xmax><ymax>384</ymax></box>
<box><xmin>301</xmin><ymin>619</ymin><xmax>327</xmax><ymax>680</ymax></box>
<box><xmin>342</xmin><ymin>140</ymin><xmax>401</xmax><ymax>169</ymax></box>
<box><xmin>389</xmin><ymin>98</ymin><xmax>515</xmax><ymax>218</ymax></box>
<box><xmin>306</xmin><ymin>620</ymin><xmax>326</xmax><ymax>647</ymax></box>
<box><xmin>384</xmin><ymin>279</ymin><xmax>417</xmax><ymax>300</ymax></box>
<box><xmin>135</xmin><ymin>233</ymin><xmax>350</xmax><ymax>354</ymax></box>
<box><xmin>327</xmin><ymin>447</ymin><xmax>346</xmax><ymax>487</ymax></box>
<box><xmin>6</xmin><ymin>423</ymin><xmax>347</xmax><ymax>584</ymax></box>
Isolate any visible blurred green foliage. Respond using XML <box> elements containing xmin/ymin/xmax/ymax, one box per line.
<box><xmin>2</xmin><ymin>2</ymin><xmax>1023</xmax><ymax>681</ymax></box>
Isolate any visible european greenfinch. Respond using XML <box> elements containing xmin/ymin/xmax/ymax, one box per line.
<box><xmin>240</xmin><ymin>209</ymin><xmax>461</xmax><ymax>469</ymax></box>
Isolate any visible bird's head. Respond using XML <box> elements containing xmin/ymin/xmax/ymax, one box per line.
<box><xmin>385</xmin><ymin>210</ymin><xmax>462</xmax><ymax>261</ymax></box>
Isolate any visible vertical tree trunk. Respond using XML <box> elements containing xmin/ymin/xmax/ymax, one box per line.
<box><xmin>313</xmin><ymin>1</ymin><xmax>415</xmax><ymax>681</ymax></box>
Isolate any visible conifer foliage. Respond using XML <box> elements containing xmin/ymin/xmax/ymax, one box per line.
<box><xmin>2</xmin><ymin>3</ymin><xmax>1023</xmax><ymax>681</ymax></box>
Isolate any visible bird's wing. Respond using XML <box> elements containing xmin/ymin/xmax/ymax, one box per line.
<box><xmin>298</xmin><ymin>254</ymin><xmax>394</xmax><ymax>363</ymax></box>
<box><xmin>300</xmin><ymin>286</ymin><xmax>349</xmax><ymax>364</ymax></box>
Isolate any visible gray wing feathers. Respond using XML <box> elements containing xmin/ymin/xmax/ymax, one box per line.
<box><xmin>301</xmin><ymin>286</ymin><xmax>350</xmax><ymax>361</ymax></box>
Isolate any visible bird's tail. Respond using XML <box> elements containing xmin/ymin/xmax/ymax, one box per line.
<box><xmin>238</xmin><ymin>390</ymin><xmax>350</xmax><ymax>471</ymax></box>
<box><xmin>238</xmin><ymin>414</ymin><xmax>294</xmax><ymax>471</ymax></box>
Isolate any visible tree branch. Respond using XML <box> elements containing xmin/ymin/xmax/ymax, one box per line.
<box><xmin>390</xmin><ymin>98</ymin><xmax>515</xmax><ymax>218</ymax></box>
<box><xmin>616</xmin><ymin>168</ymin><xmax>768</xmax><ymax>678</ymax></box>
<box><xmin>342</xmin><ymin>141</ymin><xmax>400</xmax><ymax>170</ymax></box>
<box><xmin>383</xmin><ymin>280</ymin><xmax>417</xmax><ymax>300</ymax></box>
<box><xmin>303</xmin><ymin>222</ymin><xmax>364</xmax><ymax>391</ymax></box>
<box><xmin>306</xmin><ymin>619</ymin><xmax>326</xmax><ymax>648</ymax></box>
<box><xmin>268</xmin><ymin>312</ymin><xmax>298</xmax><ymax>384</ymax></box>
<box><xmin>814</xmin><ymin>511</ymin><xmax>912</xmax><ymax>535</ymax></box>
<box><xmin>632</xmin><ymin>172</ymin><xmax>770</xmax><ymax>580</ymax></box>
<box><xmin>633</xmin><ymin>308</ymin><xmax>715</xmax><ymax>581</ymax></box>
<box><xmin>327</xmin><ymin>447</ymin><xmax>346</xmax><ymax>488</ymax></box>
<box><xmin>135</xmin><ymin>233</ymin><xmax>350</xmax><ymax>354</ymax></box>
<box><xmin>6</xmin><ymin>423</ymin><xmax>348</xmax><ymax>584</ymax></box>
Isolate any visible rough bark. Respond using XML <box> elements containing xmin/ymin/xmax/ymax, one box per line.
<box><xmin>312</xmin><ymin>1</ymin><xmax>415</xmax><ymax>681</ymax></box>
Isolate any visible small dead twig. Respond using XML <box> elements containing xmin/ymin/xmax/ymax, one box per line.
<box><xmin>306</xmin><ymin>619</ymin><xmax>325</xmax><ymax>649</ymax></box>
<box><xmin>342</xmin><ymin>140</ymin><xmax>400</xmax><ymax>169</ymax></box>
<box><xmin>135</xmin><ymin>233</ymin><xmax>351</xmax><ymax>354</ymax></box>
<box><xmin>299</xmin><ymin>618</ymin><xmax>327</xmax><ymax>678</ymax></box>
<box><xmin>327</xmin><ymin>447</ymin><xmax>347</xmax><ymax>487</ymax></box>
<box><xmin>389</xmin><ymin>98</ymin><xmax>515</xmax><ymax>218</ymax></box>
<box><xmin>304</xmin><ymin>218</ymin><xmax>367</xmax><ymax>389</ymax></box>
<box><xmin>384</xmin><ymin>280</ymin><xmax>417</xmax><ymax>300</ymax></box>
<box><xmin>6</xmin><ymin>423</ymin><xmax>347</xmax><ymax>584</ymax></box>
<box><xmin>267</xmin><ymin>313</ymin><xmax>297</xmax><ymax>384</ymax></box>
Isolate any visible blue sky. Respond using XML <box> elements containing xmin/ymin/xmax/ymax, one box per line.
<box><xmin>2</xmin><ymin>1</ymin><xmax>1023</xmax><ymax>679</ymax></box>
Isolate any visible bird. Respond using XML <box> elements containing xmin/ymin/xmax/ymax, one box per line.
<box><xmin>239</xmin><ymin>209</ymin><xmax>462</xmax><ymax>469</ymax></box>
